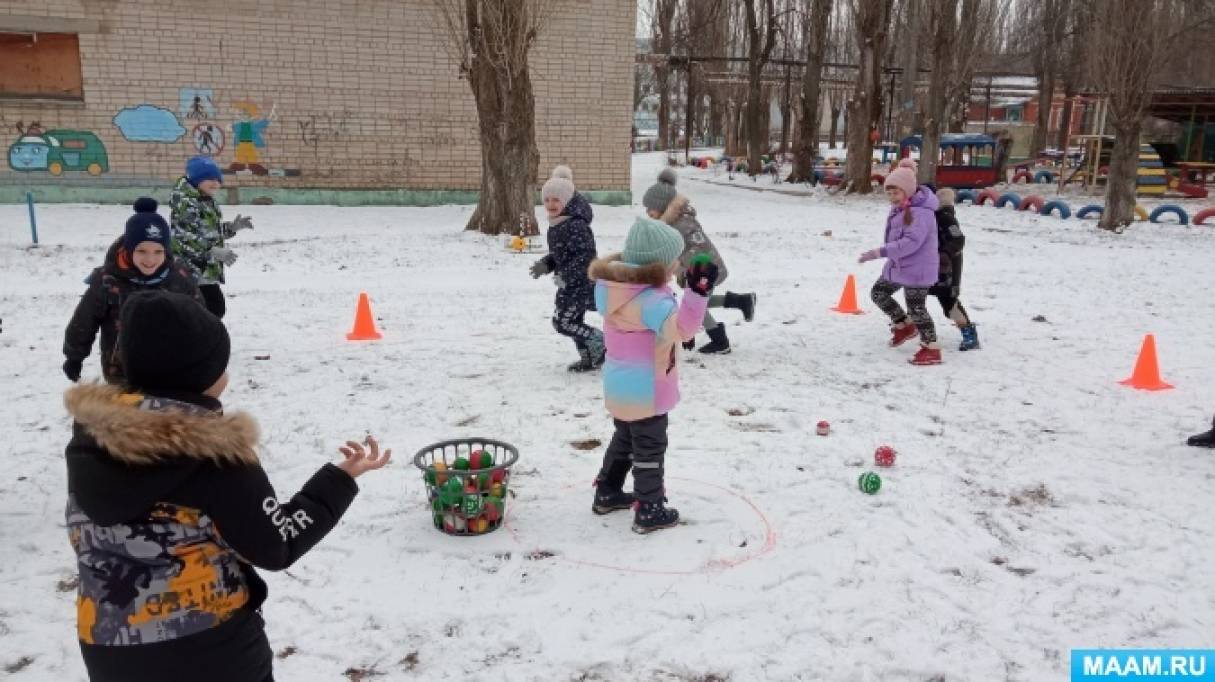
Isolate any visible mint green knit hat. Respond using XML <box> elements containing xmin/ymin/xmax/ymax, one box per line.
<box><xmin>622</xmin><ymin>216</ymin><xmax>684</xmax><ymax>267</ymax></box>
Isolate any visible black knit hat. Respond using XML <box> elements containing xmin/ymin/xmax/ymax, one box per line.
<box><xmin>122</xmin><ymin>197</ymin><xmax>172</xmax><ymax>254</ymax></box>
<box><xmin>119</xmin><ymin>291</ymin><xmax>230</xmax><ymax>393</ymax></box>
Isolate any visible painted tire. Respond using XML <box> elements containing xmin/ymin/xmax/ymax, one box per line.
<box><xmin>1134</xmin><ymin>205</ymin><xmax>1149</xmax><ymax>221</ymax></box>
<box><xmin>48</xmin><ymin>162</ymin><xmax>64</xmax><ymax>176</ymax></box>
<box><xmin>1040</xmin><ymin>200</ymin><xmax>1072</xmax><ymax>219</ymax></box>
<box><xmin>995</xmin><ymin>192</ymin><xmax>1022</xmax><ymax>209</ymax></box>
<box><xmin>87</xmin><ymin>163</ymin><xmax>104</xmax><ymax>176</ymax></box>
<box><xmin>1034</xmin><ymin>170</ymin><xmax>1055</xmax><ymax>183</ymax></box>
<box><xmin>1019</xmin><ymin>195</ymin><xmax>1045</xmax><ymax>212</ymax></box>
<box><xmin>976</xmin><ymin>188</ymin><xmax>1001</xmax><ymax>206</ymax></box>
<box><xmin>1149</xmin><ymin>204</ymin><xmax>1190</xmax><ymax>225</ymax></box>
<box><xmin>1192</xmin><ymin>207</ymin><xmax>1215</xmax><ymax>225</ymax></box>
<box><xmin>1076</xmin><ymin>204</ymin><xmax>1104</xmax><ymax>220</ymax></box>
<box><xmin>871</xmin><ymin>173</ymin><xmax>886</xmax><ymax>185</ymax></box>
<box><xmin>956</xmin><ymin>189</ymin><xmax>977</xmax><ymax>205</ymax></box>
<box><xmin>1011</xmin><ymin>170</ymin><xmax>1032</xmax><ymax>184</ymax></box>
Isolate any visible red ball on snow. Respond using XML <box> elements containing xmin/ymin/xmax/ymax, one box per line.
<box><xmin>816</xmin><ymin>421</ymin><xmax>830</xmax><ymax>436</ymax></box>
<box><xmin>874</xmin><ymin>445</ymin><xmax>896</xmax><ymax>467</ymax></box>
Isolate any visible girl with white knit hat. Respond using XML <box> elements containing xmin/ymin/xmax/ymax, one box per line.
<box><xmin>530</xmin><ymin>165</ymin><xmax>603</xmax><ymax>372</ymax></box>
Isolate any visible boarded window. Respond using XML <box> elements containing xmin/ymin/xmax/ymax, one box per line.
<box><xmin>0</xmin><ymin>32</ymin><xmax>83</xmax><ymax>99</ymax></box>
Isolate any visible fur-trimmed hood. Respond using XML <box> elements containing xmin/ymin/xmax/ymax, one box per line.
<box><xmin>588</xmin><ymin>254</ymin><xmax>671</xmax><ymax>287</ymax></box>
<box><xmin>659</xmin><ymin>194</ymin><xmax>694</xmax><ymax>226</ymax></box>
<box><xmin>65</xmin><ymin>383</ymin><xmax>259</xmax><ymax>466</ymax></box>
<box><xmin>64</xmin><ymin>383</ymin><xmax>261</xmax><ymax>525</ymax></box>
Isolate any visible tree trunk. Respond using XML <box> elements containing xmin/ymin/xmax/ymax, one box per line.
<box><xmin>1031</xmin><ymin>68</ymin><xmax>1055</xmax><ymax>157</ymax></box>
<box><xmin>792</xmin><ymin>0</ymin><xmax>833</xmax><ymax>183</ymax></box>
<box><xmin>463</xmin><ymin>4</ymin><xmax>539</xmax><ymax>236</ymax></box>
<box><xmin>845</xmin><ymin>0</ymin><xmax>893</xmax><ymax>194</ymax></box>
<box><xmin>657</xmin><ymin>65</ymin><xmax>671</xmax><ymax>151</ymax></box>
<box><xmin>1100</xmin><ymin>123</ymin><xmax>1140</xmax><ymax>231</ymax></box>
<box><xmin>896</xmin><ymin>0</ymin><xmax>921</xmax><ymax>141</ymax></box>
<box><xmin>1055</xmin><ymin>92</ymin><xmax>1075</xmax><ymax>152</ymax></box>
<box><xmin>919</xmin><ymin>0</ymin><xmax>958</xmax><ymax>186</ymax></box>
<box><xmin>829</xmin><ymin>104</ymin><xmax>841</xmax><ymax>148</ymax></box>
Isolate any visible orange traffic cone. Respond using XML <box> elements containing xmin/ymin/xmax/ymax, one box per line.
<box><xmin>346</xmin><ymin>292</ymin><xmax>382</xmax><ymax>341</ymax></box>
<box><xmin>830</xmin><ymin>274</ymin><xmax>864</xmax><ymax>314</ymax></box>
<box><xmin>1119</xmin><ymin>334</ymin><xmax>1173</xmax><ymax>391</ymax></box>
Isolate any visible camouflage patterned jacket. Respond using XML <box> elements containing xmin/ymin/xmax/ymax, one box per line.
<box><xmin>64</xmin><ymin>383</ymin><xmax>359</xmax><ymax>682</ymax></box>
<box><xmin>63</xmin><ymin>239</ymin><xmax>200</xmax><ymax>384</ymax></box>
<box><xmin>169</xmin><ymin>176</ymin><xmax>235</xmax><ymax>285</ymax></box>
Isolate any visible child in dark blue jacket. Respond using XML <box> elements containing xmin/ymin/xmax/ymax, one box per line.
<box><xmin>530</xmin><ymin>165</ymin><xmax>603</xmax><ymax>372</ymax></box>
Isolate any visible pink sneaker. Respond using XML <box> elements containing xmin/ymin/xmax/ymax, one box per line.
<box><xmin>889</xmin><ymin>324</ymin><xmax>919</xmax><ymax>347</ymax></box>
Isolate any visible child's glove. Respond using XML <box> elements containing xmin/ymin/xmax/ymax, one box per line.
<box><xmin>858</xmin><ymin>248</ymin><xmax>881</xmax><ymax>264</ymax></box>
<box><xmin>529</xmin><ymin>259</ymin><xmax>551</xmax><ymax>279</ymax></box>
<box><xmin>684</xmin><ymin>259</ymin><xmax>719</xmax><ymax>296</ymax></box>
<box><xmin>682</xmin><ymin>337</ymin><xmax>696</xmax><ymax>351</ymax></box>
<box><xmin>63</xmin><ymin>358</ymin><xmax>82</xmax><ymax>382</ymax></box>
<box><xmin>210</xmin><ymin>246</ymin><xmax>238</xmax><ymax>266</ymax></box>
<box><xmin>228</xmin><ymin>214</ymin><xmax>254</xmax><ymax>232</ymax></box>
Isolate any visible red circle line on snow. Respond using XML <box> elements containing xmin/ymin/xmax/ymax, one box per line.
<box><xmin>502</xmin><ymin>476</ymin><xmax>777</xmax><ymax>576</ymax></box>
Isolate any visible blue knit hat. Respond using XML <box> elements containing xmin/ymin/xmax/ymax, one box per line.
<box><xmin>186</xmin><ymin>156</ymin><xmax>223</xmax><ymax>187</ymax></box>
<box><xmin>622</xmin><ymin>216</ymin><xmax>684</xmax><ymax>267</ymax></box>
<box><xmin>123</xmin><ymin>197</ymin><xmax>172</xmax><ymax>253</ymax></box>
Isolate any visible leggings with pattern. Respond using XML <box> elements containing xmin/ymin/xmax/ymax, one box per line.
<box><xmin>871</xmin><ymin>279</ymin><xmax>937</xmax><ymax>344</ymax></box>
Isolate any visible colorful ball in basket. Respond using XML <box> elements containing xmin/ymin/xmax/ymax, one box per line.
<box><xmin>816</xmin><ymin>420</ymin><xmax>830</xmax><ymax>436</ymax></box>
<box><xmin>425</xmin><ymin>460</ymin><xmax>449</xmax><ymax>486</ymax></box>
<box><xmin>453</xmin><ymin>457</ymin><xmax>470</xmax><ymax>471</ymax></box>
<box><xmin>858</xmin><ymin>471</ymin><xmax>882</xmax><ymax>494</ymax></box>
<box><xmin>874</xmin><ymin>445</ymin><xmax>896</xmax><ymax>467</ymax></box>
<box><xmin>438</xmin><ymin>477</ymin><xmax>465</xmax><ymax>507</ymax></box>
<box><xmin>461</xmin><ymin>492</ymin><xmax>485</xmax><ymax>517</ymax></box>
<box><xmin>483</xmin><ymin>497</ymin><xmax>503</xmax><ymax>522</ymax></box>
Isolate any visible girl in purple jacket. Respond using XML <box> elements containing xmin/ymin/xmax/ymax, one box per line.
<box><xmin>859</xmin><ymin>167</ymin><xmax>942</xmax><ymax>365</ymax></box>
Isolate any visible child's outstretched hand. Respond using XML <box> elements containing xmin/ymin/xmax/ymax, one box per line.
<box><xmin>684</xmin><ymin>257</ymin><xmax>719</xmax><ymax>296</ymax></box>
<box><xmin>337</xmin><ymin>435</ymin><xmax>392</xmax><ymax>478</ymax></box>
<box><xmin>858</xmin><ymin>248</ymin><xmax>881</xmax><ymax>264</ymax></box>
<box><xmin>529</xmin><ymin>259</ymin><xmax>550</xmax><ymax>279</ymax></box>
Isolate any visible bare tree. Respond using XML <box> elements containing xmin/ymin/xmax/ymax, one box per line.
<box><xmin>1054</xmin><ymin>0</ymin><xmax>1091</xmax><ymax>152</ymax></box>
<box><xmin>844</xmin><ymin>0</ymin><xmax>895</xmax><ymax>193</ymax></box>
<box><xmin>1025</xmin><ymin>0</ymin><xmax>1068</xmax><ymax>157</ymax></box>
<box><xmin>653</xmin><ymin>0</ymin><xmax>679</xmax><ymax>151</ymax></box>
<box><xmin>894</xmin><ymin>0</ymin><xmax>923</xmax><ymax>140</ymax></box>
<box><xmin>946</xmin><ymin>0</ymin><xmax>1005</xmax><ymax>132</ymax></box>
<box><xmin>918</xmin><ymin>0</ymin><xmax>958</xmax><ymax>185</ymax></box>
<box><xmin>791</xmin><ymin>0</ymin><xmax>833</xmax><ymax>181</ymax></box>
<box><xmin>430</xmin><ymin>0</ymin><xmax>560</xmax><ymax>235</ymax></box>
<box><xmin>1090</xmin><ymin>0</ymin><xmax>1167</xmax><ymax>231</ymax></box>
<box><xmin>742</xmin><ymin>0</ymin><xmax>781</xmax><ymax>174</ymax></box>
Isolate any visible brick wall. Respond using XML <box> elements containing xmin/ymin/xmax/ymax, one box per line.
<box><xmin>0</xmin><ymin>0</ymin><xmax>634</xmax><ymax>195</ymax></box>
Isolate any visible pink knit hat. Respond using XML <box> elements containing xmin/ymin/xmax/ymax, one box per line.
<box><xmin>884</xmin><ymin>167</ymin><xmax>917</xmax><ymax>198</ymax></box>
<box><xmin>897</xmin><ymin>158</ymin><xmax>918</xmax><ymax>172</ymax></box>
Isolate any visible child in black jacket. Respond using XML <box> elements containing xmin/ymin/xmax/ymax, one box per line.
<box><xmin>929</xmin><ymin>188</ymin><xmax>980</xmax><ymax>351</ymax></box>
<box><xmin>63</xmin><ymin>290</ymin><xmax>390</xmax><ymax>682</ymax></box>
<box><xmin>530</xmin><ymin>165</ymin><xmax>604</xmax><ymax>372</ymax></box>
<box><xmin>63</xmin><ymin>198</ymin><xmax>200</xmax><ymax>383</ymax></box>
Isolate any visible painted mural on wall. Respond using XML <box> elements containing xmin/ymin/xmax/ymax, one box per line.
<box><xmin>180</xmin><ymin>88</ymin><xmax>216</xmax><ymax>120</ymax></box>
<box><xmin>230</xmin><ymin>101</ymin><xmax>274</xmax><ymax>175</ymax></box>
<box><xmin>7</xmin><ymin>122</ymin><xmax>109</xmax><ymax>176</ymax></box>
<box><xmin>192</xmin><ymin>123</ymin><xmax>225</xmax><ymax>156</ymax></box>
<box><xmin>113</xmin><ymin>105</ymin><xmax>187</xmax><ymax>143</ymax></box>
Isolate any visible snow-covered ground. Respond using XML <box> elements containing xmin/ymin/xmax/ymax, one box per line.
<box><xmin>1</xmin><ymin>153</ymin><xmax>1213</xmax><ymax>681</ymax></box>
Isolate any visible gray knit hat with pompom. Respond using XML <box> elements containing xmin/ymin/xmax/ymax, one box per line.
<box><xmin>642</xmin><ymin>168</ymin><xmax>679</xmax><ymax>214</ymax></box>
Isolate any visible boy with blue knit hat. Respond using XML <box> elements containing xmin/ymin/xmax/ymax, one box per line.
<box><xmin>587</xmin><ymin>216</ymin><xmax>718</xmax><ymax>533</ymax></box>
<box><xmin>170</xmin><ymin>155</ymin><xmax>254</xmax><ymax>318</ymax></box>
<box><xmin>63</xmin><ymin>198</ymin><xmax>201</xmax><ymax>383</ymax></box>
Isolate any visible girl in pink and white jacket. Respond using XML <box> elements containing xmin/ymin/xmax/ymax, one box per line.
<box><xmin>587</xmin><ymin>216</ymin><xmax>717</xmax><ymax>534</ymax></box>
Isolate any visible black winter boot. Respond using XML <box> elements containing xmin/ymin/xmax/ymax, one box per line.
<box><xmin>632</xmin><ymin>499</ymin><xmax>680</xmax><ymax>534</ymax></box>
<box><xmin>1187</xmin><ymin>415</ymin><xmax>1215</xmax><ymax>448</ymax></box>
<box><xmin>567</xmin><ymin>346</ymin><xmax>594</xmax><ymax>373</ymax></box>
<box><xmin>698</xmin><ymin>324</ymin><xmax>731</xmax><ymax>354</ymax></box>
<box><xmin>683</xmin><ymin>337</ymin><xmax>696</xmax><ymax>351</ymax></box>
<box><xmin>724</xmin><ymin>292</ymin><xmax>757</xmax><ymax>322</ymax></box>
<box><xmin>592</xmin><ymin>484</ymin><xmax>636</xmax><ymax>515</ymax></box>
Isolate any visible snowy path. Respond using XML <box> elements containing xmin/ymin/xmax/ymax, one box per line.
<box><xmin>1</xmin><ymin>153</ymin><xmax>1213</xmax><ymax>681</ymax></box>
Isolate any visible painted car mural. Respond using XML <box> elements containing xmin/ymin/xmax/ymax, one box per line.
<box><xmin>8</xmin><ymin>127</ymin><xmax>110</xmax><ymax>176</ymax></box>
